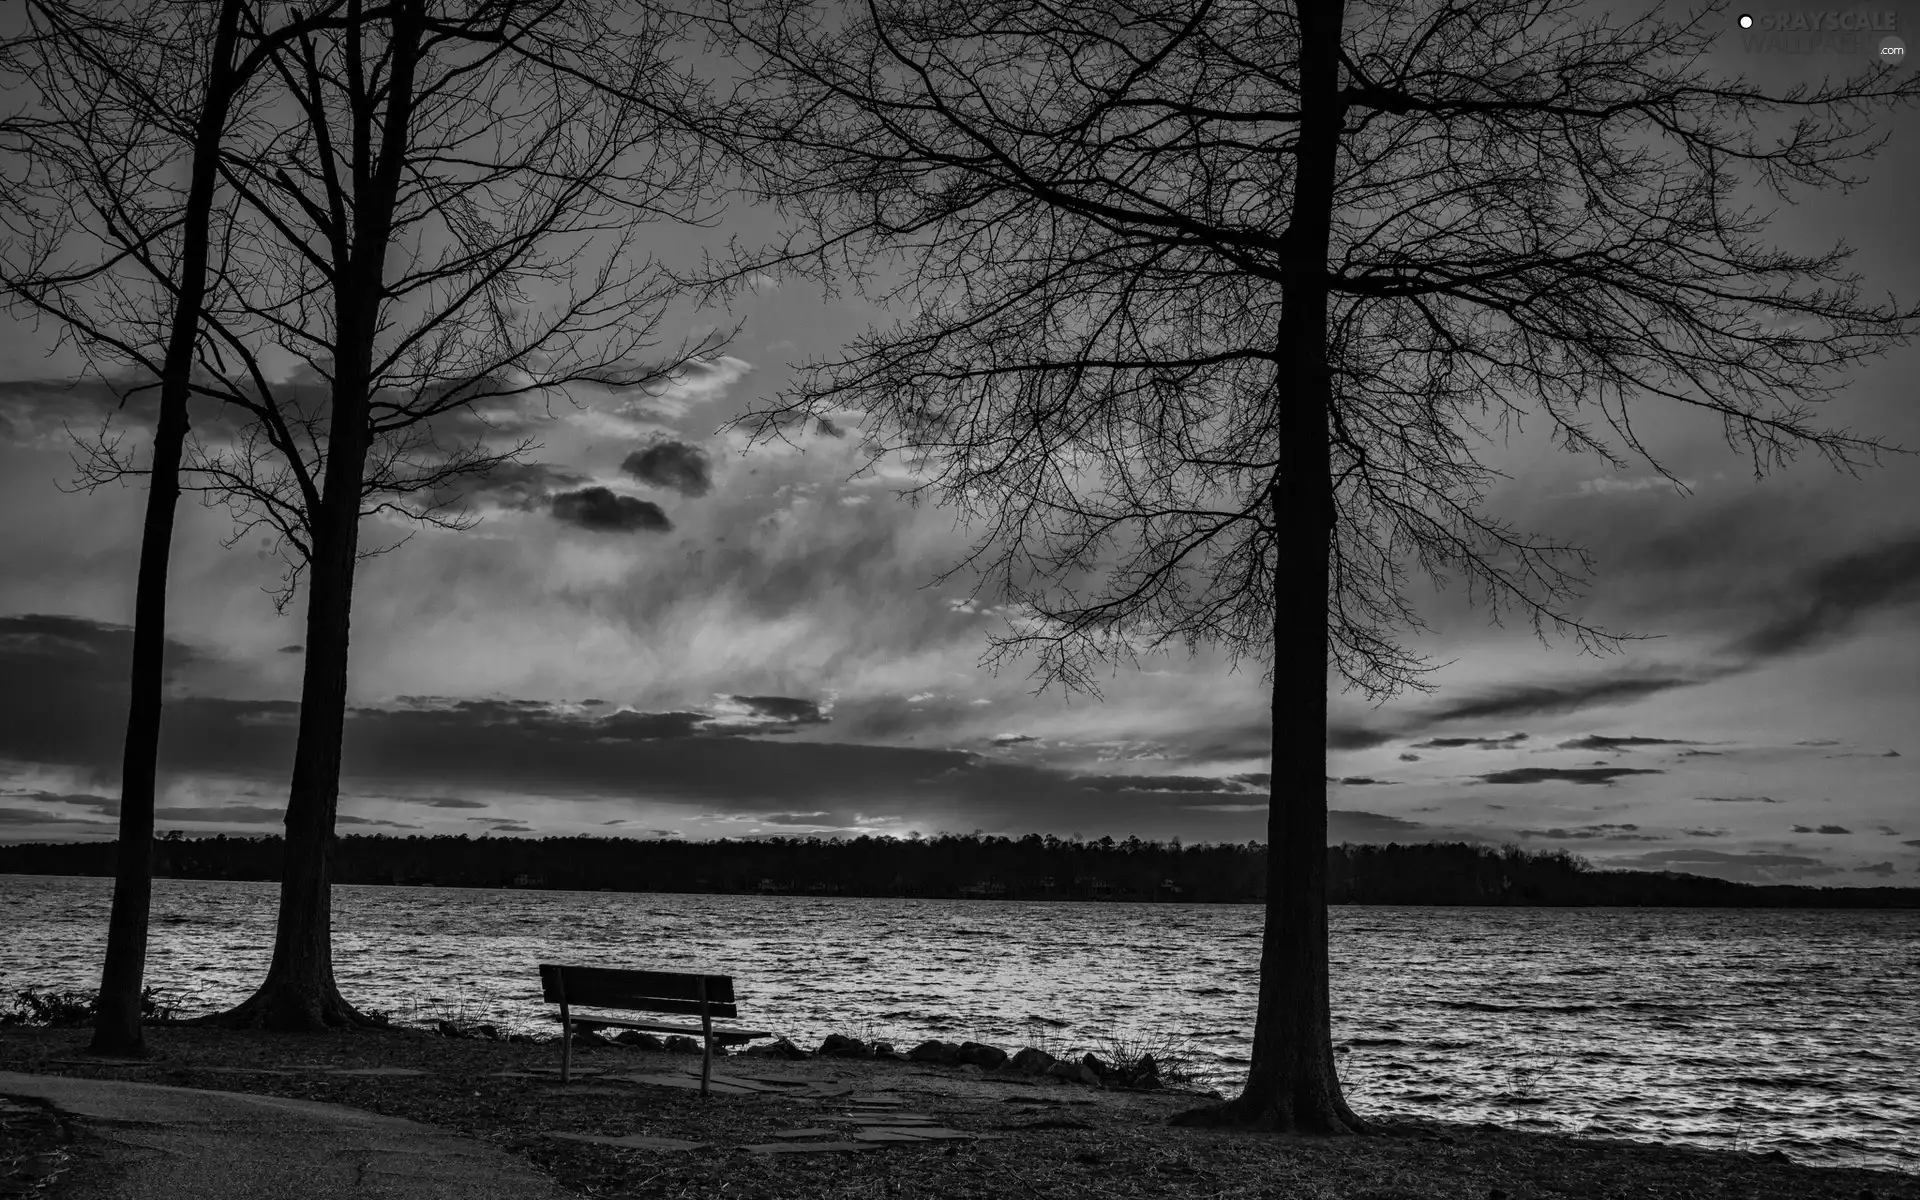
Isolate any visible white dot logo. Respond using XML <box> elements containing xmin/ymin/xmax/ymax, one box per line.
<box><xmin>1738</xmin><ymin>13</ymin><xmax>1754</xmax><ymax>27</ymax></box>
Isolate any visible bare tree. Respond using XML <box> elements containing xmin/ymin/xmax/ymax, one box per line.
<box><xmin>192</xmin><ymin>0</ymin><xmax>721</xmax><ymax>1029</ymax></box>
<box><xmin>0</xmin><ymin>0</ymin><xmax>401</xmax><ymax>1056</ymax></box>
<box><xmin>21</xmin><ymin>0</ymin><xmax>721</xmax><ymax>1030</ymax></box>
<box><xmin>707</xmin><ymin>0</ymin><xmax>1917</xmax><ymax>1130</ymax></box>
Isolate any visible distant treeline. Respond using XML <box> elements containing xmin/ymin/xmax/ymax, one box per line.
<box><xmin>2</xmin><ymin>834</ymin><xmax>1915</xmax><ymax>908</ymax></box>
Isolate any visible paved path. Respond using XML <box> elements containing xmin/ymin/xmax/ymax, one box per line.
<box><xmin>0</xmin><ymin>1071</ymin><xmax>573</xmax><ymax>1200</ymax></box>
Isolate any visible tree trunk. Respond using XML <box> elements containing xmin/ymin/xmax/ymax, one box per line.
<box><xmin>210</xmin><ymin>479</ymin><xmax>374</xmax><ymax>1030</ymax></box>
<box><xmin>209</xmin><ymin>0</ymin><xmax>424</xmax><ymax>1032</ymax></box>
<box><xmin>90</xmin><ymin>0</ymin><xmax>245</xmax><ymax>1059</ymax></box>
<box><xmin>1172</xmin><ymin>0</ymin><xmax>1359</xmax><ymax>1133</ymax></box>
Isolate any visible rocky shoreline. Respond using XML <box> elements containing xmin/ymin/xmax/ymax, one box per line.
<box><xmin>448</xmin><ymin>1018</ymin><xmax>1184</xmax><ymax>1091</ymax></box>
<box><xmin>5</xmin><ymin>1023</ymin><xmax>1917</xmax><ymax>1200</ymax></box>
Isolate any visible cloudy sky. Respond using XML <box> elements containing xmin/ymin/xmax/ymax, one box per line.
<box><xmin>1</xmin><ymin>17</ymin><xmax>1916</xmax><ymax>886</ymax></box>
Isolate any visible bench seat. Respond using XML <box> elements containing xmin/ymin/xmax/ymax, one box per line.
<box><xmin>555</xmin><ymin>1013</ymin><xmax>773</xmax><ymax>1045</ymax></box>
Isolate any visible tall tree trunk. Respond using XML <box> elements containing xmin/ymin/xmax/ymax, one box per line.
<box><xmin>211</xmin><ymin>0</ymin><xmax>424</xmax><ymax>1032</ymax></box>
<box><xmin>90</xmin><ymin>0</ymin><xmax>245</xmax><ymax>1059</ymax></box>
<box><xmin>1172</xmin><ymin>0</ymin><xmax>1358</xmax><ymax>1132</ymax></box>
<box><xmin>214</xmin><ymin>472</ymin><xmax>373</xmax><ymax>1029</ymax></box>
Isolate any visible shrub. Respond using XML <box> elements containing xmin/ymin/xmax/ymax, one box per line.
<box><xmin>0</xmin><ymin>986</ymin><xmax>181</xmax><ymax>1027</ymax></box>
<box><xmin>1094</xmin><ymin>1029</ymin><xmax>1202</xmax><ymax>1088</ymax></box>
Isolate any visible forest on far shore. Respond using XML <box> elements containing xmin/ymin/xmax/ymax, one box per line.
<box><xmin>1</xmin><ymin>834</ymin><xmax>1914</xmax><ymax>908</ymax></box>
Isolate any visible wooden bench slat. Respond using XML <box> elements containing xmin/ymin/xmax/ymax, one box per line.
<box><xmin>539</xmin><ymin>963</ymin><xmax>735</xmax><ymax>1006</ymax></box>
<box><xmin>562</xmin><ymin>1015</ymin><xmax>773</xmax><ymax>1044</ymax></box>
<box><xmin>572</xmin><ymin>994</ymin><xmax>740</xmax><ymax>1019</ymax></box>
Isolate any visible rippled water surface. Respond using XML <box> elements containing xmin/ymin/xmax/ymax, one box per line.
<box><xmin>3</xmin><ymin>876</ymin><xmax>1915</xmax><ymax>1171</ymax></box>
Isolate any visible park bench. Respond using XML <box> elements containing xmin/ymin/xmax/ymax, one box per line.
<box><xmin>537</xmin><ymin>963</ymin><xmax>772</xmax><ymax>1094</ymax></box>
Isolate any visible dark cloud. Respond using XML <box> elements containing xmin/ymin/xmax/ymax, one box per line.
<box><xmin>411</xmin><ymin>797</ymin><xmax>487</xmax><ymax>809</ymax></box>
<box><xmin>1477</xmin><ymin>767</ymin><xmax>1664</xmax><ymax>785</ymax></box>
<box><xmin>1901</xmin><ymin>839</ymin><xmax>1920</xmax><ymax>848</ymax></box>
<box><xmin>0</xmin><ymin>376</ymin><xmax>164</xmax><ymax>441</ymax></box>
<box><xmin>1796</xmin><ymin>738</ymin><xmax>1842</xmax><ymax>747</ymax></box>
<box><xmin>595</xmin><ymin>710</ymin><xmax>721</xmax><ymax>739</ymax></box>
<box><xmin>1423</xmin><ymin>674</ymin><xmax>1709</xmax><ymax>724</ymax></box>
<box><xmin>1556</xmin><ymin>735</ymin><xmax>1695</xmax><ymax>751</ymax></box>
<box><xmin>1790</xmin><ymin>824</ymin><xmax>1853</xmax><ymax>834</ymax></box>
<box><xmin>462</xmin><ymin>462</ymin><xmax>592</xmax><ymax>512</ymax></box>
<box><xmin>1326</xmin><ymin>810</ymin><xmax>1459</xmax><ymax>842</ymax></box>
<box><xmin>1854</xmin><ymin>862</ymin><xmax>1896</xmax><ymax>876</ymax></box>
<box><xmin>1397</xmin><ymin>752</ymin><xmax>1421</xmax><ymax>762</ymax></box>
<box><xmin>1335</xmin><ymin>776</ymin><xmax>1394</xmax><ymax>786</ymax></box>
<box><xmin>480</xmin><ymin>823</ymin><xmax>533</xmax><ymax>834</ymax></box>
<box><xmin>1077</xmin><ymin>775</ymin><xmax>1258</xmax><ymax>794</ymax></box>
<box><xmin>1327</xmin><ymin>724</ymin><xmax>1395</xmax><ymax>750</ymax></box>
<box><xmin>1885</xmin><ymin>750</ymin><xmax>1903</xmax><ymax>757</ymax></box>
<box><xmin>342</xmin><ymin>706</ymin><xmax>979</xmax><ymax>815</ymax></box>
<box><xmin>154</xmin><ymin>805</ymin><xmax>284</xmax><ymax>823</ymax></box>
<box><xmin>1682</xmin><ymin>827</ymin><xmax>1730</xmax><ymax>837</ymax></box>
<box><xmin>1411</xmin><ymin>733</ymin><xmax>1529</xmax><ymax>750</ymax></box>
<box><xmin>14</xmin><ymin>791</ymin><xmax>119</xmax><ymax>816</ymax></box>
<box><xmin>278</xmin><ymin>645</ymin><xmax>303</xmax><ymax>654</ymax></box>
<box><xmin>1699</xmin><ymin>795</ymin><xmax>1778</xmax><ymax>803</ymax></box>
<box><xmin>992</xmin><ymin>734</ymin><xmax>1039</xmax><ymax>745</ymax></box>
<box><xmin>1720</xmin><ymin>533</ymin><xmax>1920</xmax><ymax>662</ymax></box>
<box><xmin>726</xmin><ymin>695</ymin><xmax>828</xmax><ymax>725</ymax></box>
<box><xmin>0</xmin><ymin>626</ymin><xmax>881</xmax><ymax>816</ymax></box>
<box><xmin>336</xmin><ymin>815</ymin><xmax>420</xmax><ymax>829</ymax></box>
<box><xmin>0</xmin><ymin>614</ymin><xmax>300</xmax><ymax>779</ymax></box>
<box><xmin>1602</xmin><ymin>847</ymin><xmax>1849</xmax><ymax>883</ymax></box>
<box><xmin>1517</xmin><ymin>824</ymin><xmax>1664</xmax><ymax>841</ymax></box>
<box><xmin>1609</xmin><ymin>849</ymin><xmax>1833</xmax><ymax>869</ymax></box>
<box><xmin>760</xmin><ymin>811</ymin><xmax>833</xmax><ymax>825</ymax></box>
<box><xmin>0</xmin><ymin>806</ymin><xmax>113</xmax><ymax>827</ymax></box>
<box><xmin>1677</xmin><ymin>749</ymin><xmax>1723</xmax><ymax>757</ymax></box>
<box><xmin>0</xmin><ymin>612</ymin><xmax>206</xmax><ymax>683</ymax></box>
<box><xmin>550</xmin><ymin>487</ymin><xmax>670</xmax><ymax>533</ymax></box>
<box><xmin>1337</xmin><ymin>533</ymin><xmax>1920</xmax><ymax>747</ymax></box>
<box><xmin>620</xmin><ymin>440</ymin><xmax>713</xmax><ymax>497</ymax></box>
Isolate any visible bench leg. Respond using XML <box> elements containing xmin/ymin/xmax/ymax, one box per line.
<box><xmin>561</xmin><ymin>1011</ymin><xmax>572</xmax><ymax>1085</ymax></box>
<box><xmin>701</xmin><ymin>1009</ymin><xmax>713</xmax><ymax>1097</ymax></box>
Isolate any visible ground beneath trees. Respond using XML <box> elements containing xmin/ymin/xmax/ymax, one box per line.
<box><xmin>1</xmin><ymin>1025</ymin><xmax>1913</xmax><ymax>1200</ymax></box>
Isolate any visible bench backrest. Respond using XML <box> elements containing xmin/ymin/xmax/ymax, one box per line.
<box><xmin>538</xmin><ymin>963</ymin><xmax>740</xmax><ymax>1019</ymax></box>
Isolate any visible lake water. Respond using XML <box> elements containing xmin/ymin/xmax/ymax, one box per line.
<box><xmin>2</xmin><ymin>875</ymin><xmax>1915</xmax><ymax>1172</ymax></box>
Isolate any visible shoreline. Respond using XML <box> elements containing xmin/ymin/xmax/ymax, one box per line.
<box><xmin>7</xmin><ymin>870</ymin><xmax>1920</xmax><ymax>909</ymax></box>
<box><xmin>3</xmin><ymin>1024</ymin><xmax>1916</xmax><ymax>1196</ymax></box>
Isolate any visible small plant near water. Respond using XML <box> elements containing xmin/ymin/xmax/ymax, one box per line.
<box><xmin>393</xmin><ymin>994</ymin><xmax>519</xmax><ymax>1039</ymax></box>
<box><xmin>0</xmin><ymin>986</ymin><xmax>181</xmax><ymax>1028</ymax></box>
<box><xmin>1094</xmin><ymin>1029</ymin><xmax>1201</xmax><ymax>1088</ymax></box>
<box><xmin>1505</xmin><ymin>1056</ymin><xmax>1561</xmax><ymax>1101</ymax></box>
<box><xmin>1022</xmin><ymin>1015</ymin><xmax>1069</xmax><ymax>1060</ymax></box>
<box><xmin>1496</xmin><ymin>1054</ymin><xmax>1563</xmax><ymax>1124</ymax></box>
